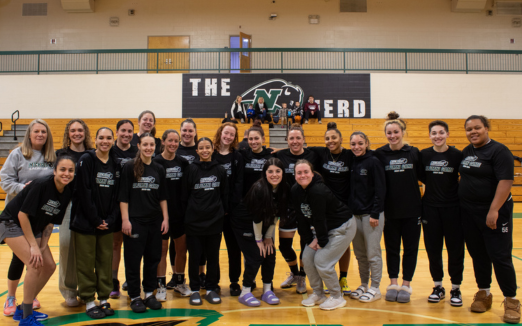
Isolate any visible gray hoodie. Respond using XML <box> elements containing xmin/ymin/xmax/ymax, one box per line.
<box><xmin>0</xmin><ymin>147</ymin><xmax>54</xmax><ymax>204</ymax></box>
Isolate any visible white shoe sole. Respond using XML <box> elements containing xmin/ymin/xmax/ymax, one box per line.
<box><xmin>360</xmin><ymin>293</ymin><xmax>382</xmax><ymax>303</ymax></box>
<box><xmin>301</xmin><ymin>297</ymin><xmax>327</xmax><ymax>307</ymax></box>
<box><xmin>320</xmin><ymin>300</ymin><xmax>347</xmax><ymax>310</ymax></box>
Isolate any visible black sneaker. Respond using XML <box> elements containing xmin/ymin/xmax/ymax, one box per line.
<box><xmin>166</xmin><ymin>275</ymin><xmax>176</xmax><ymax>290</ymax></box>
<box><xmin>144</xmin><ymin>295</ymin><xmax>162</xmax><ymax>310</ymax></box>
<box><xmin>230</xmin><ymin>283</ymin><xmax>241</xmax><ymax>296</ymax></box>
<box><xmin>450</xmin><ymin>288</ymin><xmax>463</xmax><ymax>307</ymax></box>
<box><xmin>428</xmin><ymin>285</ymin><xmax>446</xmax><ymax>303</ymax></box>
<box><xmin>122</xmin><ymin>281</ymin><xmax>128</xmax><ymax>291</ymax></box>
<box><xmin>199</xmin><ymin>273</ymin><xmax>206</xmax><ymax>289</ymax></box>
<box><xmin>130</xmin><ymin>298</ymin><xmax>146</xmax><ymax>313</ymax></box>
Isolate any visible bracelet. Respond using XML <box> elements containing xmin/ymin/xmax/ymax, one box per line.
<box><xmin>256</xmin><ymin>240</ymin><xmax>263</xmax><ymax>243</ymax></box>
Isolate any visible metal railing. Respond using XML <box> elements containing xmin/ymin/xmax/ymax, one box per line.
<box><xmin>11</xmin><ymin>110</ymin><xmax>19</xmax><ymax>141</ymax></box>
<box><xmin>0</xmin><ymin>48</ymin><xmax>521</xmax><ymax>74</ymax></box>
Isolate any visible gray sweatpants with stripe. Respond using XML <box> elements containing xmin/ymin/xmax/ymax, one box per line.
<box><xmin>352</xmin><ymin>212</ymin><xmax>384</xmax><ymax>289</ymax></box>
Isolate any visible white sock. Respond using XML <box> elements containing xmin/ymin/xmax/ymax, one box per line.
<box><xmin>240</xmin><ymin>286</ymin><xmax>251</xmax><ymax>298</ymax></box>
<box><xmin>479</xmin><ymin>288</ymin><xmax>491</xmax><ymax>295</ymax></box>
<box><xmin>206</xmin><ymin>290</ymin><xmax>211</xmax><ymax>295</ymax></box>
<box><xmin>263</xmin><ymin>283</ymin><xmax>271</xmax><ymax>293</ymax></box>
<box><xmin>86</xmin><ymin>301</ymin><xmax>96</xmax><ymax>310</ymax></box>
<box><xmin>434</xmin><ymin>281</ymin><xmax>443</xmax><ymax>287</ymax></box>
<box><xmin>191</xmin><ymin>292</ymin><xmax>201</xmax><ymax>303</ymax></box>
<box><xmin>100</xmin><ymin>300</ymin><xmax>107</xmax><ymax>305</ymax></box>
<box><xmin>452</xmin><ymin>284</ymin><xmax>460</xmax><ymax>290</ymax></box>
<box><xmin>144</xmin><ymin>292</ymin><xmax>153</xmax><ymax>299</ymax></box>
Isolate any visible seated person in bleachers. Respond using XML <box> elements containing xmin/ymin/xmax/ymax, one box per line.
<box><xmin>303</xmin><ymin>95</ymin><xmax>322</xmax><ymax>124</ymax></box>
<box><xmin>290</xmin><ymin>101</ymin><xmax>303</xmax><ymax>124</ymax></box>
<box><xmin>246</xmin><ymin>104</ymin><xmax>255</xmax><ymax>124</ymax></box>
<box><xmin>254</xmin><ymin>97</ymin><xmax>272</xmax><ymax>124</ymax></box>
<box><xmin>279</xmin><ymin>103</ymin><xmax>289</xmax><ymax>128</ymax></box>
<box><xmin>230</xmin><ymin>95</ymin><xmax>246</xmax><ymax>124</ymax></box>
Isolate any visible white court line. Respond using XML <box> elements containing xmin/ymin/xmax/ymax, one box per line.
<box><xmin>221</xmin><ymin>306</ymin><xmax>460</xmax><ymax>324</ymax></box>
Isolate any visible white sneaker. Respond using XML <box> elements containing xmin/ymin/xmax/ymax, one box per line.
<box><xmin>174</xmin><ymin>282</ymin><xmax>192</xmax><ymax>297</ymax></box>
<box><xmin>359</xmin><ymin>288</ymin><xmax>382</xmax><ymax>303</ymax></box>
<box><xmin>305</xmin><ymin>120</ymin><xmax>309</xmax><ymax>124</ymax></box>
<box><xmin>280</xmin><ymin>272</ymin><xmax>297</xmax><ymax>288</ymax></box>
<box><xmin>65</xmin><ymin>297</ymin><xmax>80</xmax><ymax>307</ymax></box>
<box><xmin>301</xmin><ymin>292</ymin><xmax>327</xmax><ymax>307</ymax></box>
<box><xmin>296</xmin><ymin>276</ymin><xmax>307</xmax><ymax>294</ymax></box>
<box><xmin>155</xmin><ymin>285</ymin><xmax>167</xmax><ymax>302</ymax></box>
<box><xmin>319</xmin><ymin>296</ymin><xmax>347</xmax><ymax>310</ymax></box>
<box><xmin>318</xmin><ymin>120</ymin><xmax>322</xmax><ymax>124</ymax></box>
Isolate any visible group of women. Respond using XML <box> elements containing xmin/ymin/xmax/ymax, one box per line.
<box><xmin>0</xmin><ymin>110</ymin><xmax>519</xmax><ymax>324</ymax></box>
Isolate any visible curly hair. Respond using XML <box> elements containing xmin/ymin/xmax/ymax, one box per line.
<box><xmin>213</xmin><ymin>122</ymin><xmax>239</xmax><ymax>151</ymax></box>
<box><xmin>61</xmin><ymin>119</ymin><xmax>93</xmax><ymax>150</ymax></box>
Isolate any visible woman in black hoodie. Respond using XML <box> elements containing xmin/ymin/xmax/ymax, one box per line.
<box><xmin>71</xmin><ymin>127</ymin><xmax>119</xmax><ymax>319</ymax></box>
<box><xmin>375</xmin><ymin>112</ymin><xmax>423</xmax><ymax>304</ymax></box>
<box><xmin>348</xmin><ymin>131</ymin><xmax>386</xmax><ymax>303</ymax></box>
<box><xmin>183</xmin><ymin>137</ymin><xmax>228</xmax><ymax>306</ymax></box>
<box><xmin>292</xmin><ymin>160</ymin><xmax>356</xmax><ymax>311</ymax></box>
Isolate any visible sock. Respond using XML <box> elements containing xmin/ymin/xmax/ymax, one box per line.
<box><xmin>299</xmin><ymin>266</ymin><xmax>306</xmax><ymax>277</ymax></box>
<box><xmin>86</xmin><ymin>301</ymin><xmax>96</xmax><ymax>311</ymax></box>
<box><xmin>339</xmin><ymin>271</ymin><xmax>347</xmax><ymax>279</ymax></box>
<box><xmin>112</xmin><ymin>270</ymin><xmax>118</xmax><ymax>279</ymax></box>
<box><xmin>289</xmin><ymin>265</ymin><xmax>299</xmax><ymax>275</ymax></box>
<box><xmin>22</xmin><ymin>303</ymin><xmax>32</xmax><ymax>319</ymax></box>
<box><xmin>100</xmin><ymin>299</ymin><xmax>107</xmax><ymax>305</ymax></box>
<box><xmin>240</xmin><ymin>286</ymin><xmax>251</xmax><ymax>297</ymax></box>
<box><xmin>6</xmin><ymin>295</ymin><xmax>15</xmax><ymax>301</ymax></box>
<box><xmin>452</xmin><ymin>284</ymin><xmax>460</xmax><ymax>290</ymax></box>
<box><xmin>263</xmin><ymin>283</ymin><xmax>271</xmax><ymax>293</ymax></box>
<box><xmin>176</xmin><ymin>273</ymin><xmax>184</xmax><ymax>284</ymax></box>
<box><xmin>479</xmin><ymin>288</ymin><xmax>491</xmax><ymax>295</ymax></box>
<box><xmin>206</xmin><ymin>290</ymin><xmax>211</xmax><ymax>295</ymax></box>
<box><xmin>131</xmin><ymin>296</ymin><xmax>141</xmax><ymax>302</ymax></box>
<box><xmin>144</xmin><ymin>292</ymin><xmax>153</xmax><ymax>299</ymax></box>
<box><xmin>434</xmin><ymin>281</ymin><xmax>443</xmax><ymax>287</ymax></box>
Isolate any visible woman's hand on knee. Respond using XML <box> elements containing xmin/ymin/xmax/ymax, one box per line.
<box><xmin>29</xmin><ymin>245</ymin><xmax>43</xmax><ymax>268</ymax></box>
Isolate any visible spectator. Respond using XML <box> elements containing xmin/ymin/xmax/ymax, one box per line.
<box><xmin>230</xmin><ymin>96</ymin><xmax>246</xmax><ymax>124</ymax></box>
<box><xmin>303</xmin><ymin>96</ymin><xmax>322</xmax><ymax>124</ymax></box>
<box><xmin>255</xmin><ymin>97</ymin><xmax>272</xmax><ymax>124</ymax></box>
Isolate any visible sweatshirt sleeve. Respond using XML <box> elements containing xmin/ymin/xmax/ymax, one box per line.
<box><xmin>75</xmin><ymin>155</ymin><xmax>103</xmax><ymax>227</ymax></box>
<box><xmin>220</xmin><ymin>167</ymin><xmax>229</xmax><ymax>213</ymax></box>
<box><xmin>118</xmin><ymin>162</ymin><xmax>132</xmax><ymax>203</ymax></box>
<box><xmin>308</xmin><ymin>185</ymin><xmax>330</xmax><ymax>248</ymax></box>
<box><xmin>370</xmin><ymin>157</ymin><xmax>386</xmax><ymax>219</ymax></box>
<box><xmin>292</xmin><ymin>187</ymin><xmax>314</xmax><ymax>245</ymax></box>
<box><xmin>265</xmin><ymin>223</ymin><xmax>276</xmax><ymax>240</ymax></box>
<box><xmin>181</xmin><ymin>165</ymin><xmax>193</xmax><ymax>210</ymax></box>
<box><xmin>0</xmin><ymin>149</ymin><xmax>25</xmax><ymax>197</ymax></box>
<box><xmin>230</xmin><ymin>153</ymin><xmax>244</xmax><ymax>210</ymax></box>
<box><xmin>253</xmin><ymin>221</ymin><xmax>263</xmax><ymax>241</ymax></box>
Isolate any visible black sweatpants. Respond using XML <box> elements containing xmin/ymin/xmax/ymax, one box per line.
<box><xmin>422</xmin><ymin>205</ymin><xmax>465</xmax><ymax>284</ymax></box>
<box><xmin>222</xmin><ymin>214</ymin><xmax>242</xmax><ymax>284</ymax></box>
<box><xmin>304</xmin><ymin>110</ymin><xmax>321</xmax><ymax>122</ymax></box>
<box><xmin>187</xmin><ymin>233</ymin><xmax>221</xmax><ymax>291</ymax></box>
<box><xmin>383</xmin><ymin>216</ymin><xmax>421</xmax><ymax>281</ymax></box>
<box><xmin>123</xmin><ymin>217</ymin><xmax>163</xmax><ymax>298</ymax></box>
<box><xmin>461</xmin><ymin>199</ymin><xmax>517</xmax><ymax>297</ymax></box>
<box><xmin>232</xmin><ymin>218</ymin><xmax>276</xmax><ymax>288</ymax></box>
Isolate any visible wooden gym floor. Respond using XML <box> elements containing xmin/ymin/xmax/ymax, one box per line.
<box><xmin>0</xmin><ymin>201</ymin><xmax>522</xmax><ymax>326</ymax></box>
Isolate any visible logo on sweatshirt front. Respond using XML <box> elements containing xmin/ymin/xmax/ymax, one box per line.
<box><xmin>301</xmin><ymin>203</ymin><xmax>312</xmax><ymax>219</ymax></box>
<box><xmin>425</xmin><ymin>160</ymin><xmax>454</xmax><ymax>174</ymax></box>
<box><xmin>246</xmin><ymin>158</ymin><xmax>267</xmax><ymax>172</ymax></box>
<box><xmin>221</xmin><ymin>163</ymin><xmax>232</xmax><ymax>176</ymax></box>
<box><xmin>166</xmin><ymin>166</ymin><xmax>183</xmax><ymax>180</ymax></box>
<box><xmin>96</xmin><ymin>172</ymin><xmax>115</xmax><ymax>187</ymax></box>
<box><xmin>285</xmin><ymin>163</ymin><xmax>295</xmax><ymax>175</ymax></box>
<box><xmin>133</xmin><ymin>176</ymin><xmax>159</xmax><ymax>191</ymax></box>
<box><xmin>385</xmin><ymin>158</ymin><xmax>413</xmax><ymax>172</ymax></box>
<box><xmin>461</xmin><ymin>156</ymin><xmax>482</xmax><ymax>169</ymax></box>
<box><xmin>180</xmin><ymin>154</ymin><xmax>196</xmax><ymax>164</ymax></box>
<box><xmin>195</xmin><ymin>175</ymin><xmax>220</xmax><ymax>190</ymax></box>
<box><xmin>41</xmin><ymin>199</ymin><xmax>61</xmax><ymax>216</ymax></box>
<box><xmin>323</xmin><ymin>161</ymin><xmax>349</xmax><ymax>174</ymax></box>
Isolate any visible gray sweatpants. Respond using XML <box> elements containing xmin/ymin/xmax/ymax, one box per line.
<box><xmin>303</xmin><ymin>219</ymin><xmax>356</xmax><ymax>298</ymax></box>
<box><xmin>352</xmin><ymin>212</ymin><xmax>384</xmax><ymax>289</ymax></box>
<box><xmin>58</xmin><ymin>203</ymin><xmax>78</xmax><ymax>300</ymax></box>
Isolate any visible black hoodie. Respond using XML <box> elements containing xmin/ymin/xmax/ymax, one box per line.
<box><xmin>291</xmin><ymin>174</ymin><xmax>351</xmax><ymax>248</ymax></box>
<box><xmin>349</xmin><ymin>150</ymin><xmax>386</xmax><ymax>219</ymax></box>
<box><xmin>240</xmin><ymin>147</ymin><xmax>274</xmax><ymax>197</ymax></box>
<box><xmin>212</xmin><ymin>149</ymin><xmax>243</xmax><ymax>214</ymax></box>
<box><xmin>177</xmin><ymin>144</ymin><xmax>199</xmax><ymax>164</ymax></box>
<box><xmin>182</xmin><ymin>160</ymin><xmax>229</xmax><ymax>236</ymax></box>
<box><xmin>70</xmin><ymin>150</ymin><xmax>120</xmax><ymax>235</ymax></box>
<box><xmin>375</xmin><ymin>144</ymin><xmax>422</xmax><ymax>219</ymax></box>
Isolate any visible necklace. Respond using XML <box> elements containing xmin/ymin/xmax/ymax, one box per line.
<box><xmin>329</xmin><ymin>150</ymin><xmax>343</xmax><ymax>163</ymax></box>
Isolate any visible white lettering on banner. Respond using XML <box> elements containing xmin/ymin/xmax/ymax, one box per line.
<box><xmin>221</xmin><ymin>79</ymin><xmax>230</xmax><ymax>96</ymax></box>
<box><xmin>189</xmin><ymin>78</ymin><xmax>201</xmax><ymax>96</ymax></box>
<box><xmin>324</xmin><ymin>100</ymin><xmax>333</xmax><ymax>118</ymax></box>
<box><xmin>354</xmin><ymin>100</ymin><xmax>366</xmax><ymax>118</ymax></box>
<box><xmin>338</xmin><ymin>100</ymin><xmax>349</xmax><ymax>117</ymax></box>
<box><xmin>205</xmin><ymin>78</ymin><xmax>218</xmax><ymax>96</ymax></box>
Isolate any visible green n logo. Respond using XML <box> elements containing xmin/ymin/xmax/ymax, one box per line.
<box><xmin>253</xmin><ymin>89</ymin><xmax>283</xmax><ymax>113</ymax></box>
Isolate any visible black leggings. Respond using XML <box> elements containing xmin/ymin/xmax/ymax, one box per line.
<box><xmin>186</xmin><ymin>233</ymin><xmax>221</xmax><ymax>291</ymax></box>
<box><xmin>222</xmin><ymin>214</ymin><xmax>242</xmax><ymax>284</ymax></box>
<box><xmin>8</xmin><ymin>254</ymin><xmax>24</xmax><ymax>281</ymax></box>
<box><xmin>383</xmin><ymin>216</ymin><xmax>421</xmax><ymax>281</ymax></box>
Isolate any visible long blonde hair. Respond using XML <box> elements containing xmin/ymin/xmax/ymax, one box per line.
<box><xmin>21</xmin><ymin>119</ymin><xmax>56</xmax><ymax>162</ymax></box>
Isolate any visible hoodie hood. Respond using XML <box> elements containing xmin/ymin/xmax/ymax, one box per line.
<box><xmin>381</xmin><ymin>144</ymin><xmax>412</xmax><ymax>152</ymax></box>
<box><xmin>192</xmin><ymin>160</ymin><xmax>220</xmax><ymax>170</ymax></box>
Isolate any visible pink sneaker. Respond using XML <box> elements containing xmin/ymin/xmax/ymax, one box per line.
<box><xmin>32</xmin><ymin>298</ymin><xmax>41</xmax><ymax>310</ymax></box>
<box><xmin>3</xmin><ymin>297</ymin><xmax>16</xmax><ymax>316</ymax></box>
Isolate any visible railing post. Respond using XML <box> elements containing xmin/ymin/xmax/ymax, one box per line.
<box><xmin>281</xmin><ymin>52</ymin><xmax>283</xmax><ymax>73</ymax></box>
<box><xmin>343</xmin><ymin>51</ymin><xmax>346</xmax><ymax>73</ymax></box>
<box><xmin>405</xmin><ymin>52</ymin><xmax>408</xmax><ymax>73</ymax></box>
<box><xmin>11</xmin><ymin>110</ymin><xmax>19</xmax><ymax>141</ymax></box>
<box><xmin>466</xmin><ymin>53</ymin><xmax>469</xmax><ymax>74</ymax></box>
<box><xmin>96</xmin><ymin>53</ymin><xmax>99</xmax><ymax>74</ymax></box>
<box><xmin>37</xmin><ymin>53</ymin><xmax>40</xmax><ymax>75</ymax></box>
<box><xmin>156</xmin><ymin>52</ymin><xmax>159</xmax><ymax>73</ymax></box>
<box><xmin>218</xmin><ymin>52</ymin><xmax>221</xmax><ymax>73</ymax></box>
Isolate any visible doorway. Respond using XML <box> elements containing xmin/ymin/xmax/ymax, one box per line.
<box><xmin>229</xmin><ymin>33</ymin><xmax>252</xmax><ymax>73</ymax></box>
<box><xmin>147</xmin><ymin>36</ymin><xmax>190</xmax><ymax>73</ymax></box>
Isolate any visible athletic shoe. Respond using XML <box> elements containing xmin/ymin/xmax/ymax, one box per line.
<box><xmin>3</xmin><ymin>297</ymin><xmax>16</xmax><ymax>316</ymax></box>
<box><xmin>280</xmin><ymin>272</ymin><xmax>297</xmax><ymax>288</ymax></box>
<box><xmin>319</xmin><ymin>296</ymin><xmax>346</xmax><ymax>310</ymax></box>
<box><xmin>19</xmin><ymin>314</ymin><xmax>45</xmax><ymax>326</ymax></box>
<box><xmin>122</xmin><ymin>281</ymin><xmax>128</xmax><ymax>291</ymax></box>
<box><xmin>359</xmin><ymin>288</ymin><xmax>382</xmax><ymax>303</ymax></box>
<box><xmin>199</xmin><ymin>273</ymin><xmax>206</xmax><ymax>289</ymax></box>
<box><xmin>13</xmin><ymin>305</ymin><xmax>49</xmax><ymax>321</ymax></box>
<box><xmin>110</xmin><ymin>279</ymin><xmax>121</xmax><ymax>298</ymax></box>
<box><xmin>155</xmin><ymin>285</ymin><xmax>167</xmax><ymax>302</ymax></box>
<box><xmin>301</xmin><ymin>293</ymin><xmax>327</xmax><ymax>307</ymax></box>
<box><xmin>339</xmin><ymin>277</ymin><xmax>351</xmax><ymax>295</ymax></box>
<box><xmin>65</xmin><ymin>297</ymin><xmax>80</xmax><ymax>307</ymax></box>
<box><xmin>130</xmin><ymin>298</ymin><xmax>146</xmax><ymax>313</ymax></box>
<box><xmin>32</xmin><ymin>298</ymin><xmax>40</xmax><ymax>310</ymax></box>
<box><xmin>318</xmin><ymin>120</ymin><xmax>322</xmax><ymax>124</ymax></box>
<box><xmin>305</xmin><ymin>120</ymin><xmax>309</xmax><ymax>124</ymax></box>
<box><xmin>144</xmin><ymin>295</ymin><xmax>162</xmax><ymax>310</ymax></box>
<box><xmin>166</xmin><ymin>275</ymin><xmax>176</xmax><ymax>289</ymax></box>
<box><xmin>323</xmin><ymin>285</ymin><xmax>329</xmax><ymax>294</ymax></box>
<box><xmin>471</xmin><ymin>290</ymin><xmax>492</xmax><ymax>313</ymax></box>
<box><xmin>174</xmin><ymin>282</ymin><xmax>192</xmax><ymax>297</ymax></box>
<box><xmin>503</xmin><ymin>297</ymin><xmax>521</xmax><ymax>324</ymax></box>
<box><xmin>350</xmin><ymin>285</ymin><xmax>367</xmax><ymax>300</ymax></box>
<box><xmin>428</xmin><ymin>286</ymin><xmax>445</xmax><ymax>303</ymax></box>
<box><xmin>449</xmin><ymin>288</ymin><xmax>463</xmax><ymax>307</ymax></box>
<box><xmin>296</xmin><ymin>276</ymin><xmax>307</xmax><ymax>294</ymax></box>
<box><xmin>241</xmin><ymin>119</ymin><xmax>245</xmax><ymax>123</ymax></box>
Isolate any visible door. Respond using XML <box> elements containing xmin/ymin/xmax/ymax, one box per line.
<box><xmin>147</xmin><ymin>36</ymin><xmax>190</xmax><ymax>73</ymax></box>
<box><xmin>239</xmin><ymin>32</ymin><xmax>251</xmax><ymax>73</ymax></box>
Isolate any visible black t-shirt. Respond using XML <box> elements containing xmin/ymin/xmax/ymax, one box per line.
<box><xmin>130</xmin><ymin>133</ymin><xmax>162</xmax><ymax>156</ymax></box>
<box><xmin>459</xmin><ymin>139</ymin><xmax>514</xmax><ymax>210</ymax></box>
<box><xmin>309</xmin><ymin>147</ymin><xmax>352</xmax><ymax>205</ymax></box>
<box><xmin>0</xmin><ymin>175</ymin><xmax>72</xmax><ymax>234</ymax></box>
<box><xmin>112</xmin><ymin>144</ymin><xmax>138</xmax><ymax>171</ymax></box>
<box><xmin>153</xmin><ymin>154</ymin><xmax>189</xmax><ymax>222</ymax></box>
<box><xmin>177</xmin><ymin>144</ymin><xmax>199</xmax><ymax>164</ymax></box>
<box><xmin>375</xmin><ymin>144</ymin><xmax>423</xmax><ymax>219</ymax></box>
<box><xmin>240</xmin><ymin>147</ymin><xmax>274</xmax><ymax>197</ymax></box>
<box><xmin>420</xmin><ymin>146</ymin><xmax>462</xmax><ymax>207</ymax></box>
<box><xmin>118</xmin><ymin>160</ymin><xmax>169</xmax><ymax>221</ymax></box>
<box><xmin>56</xmin><ymin>147</ymin><xmax>87</xmax><ymax>164</ymax></box>
<box><xmin>275</xmin><ymin>148</ymin><xmax>319</xmax><ymax>187</ymax></box>
<box><xmin>93</xmin><ymin>155</ymin><xmax>117</xmax><ymax>218</ymax></box>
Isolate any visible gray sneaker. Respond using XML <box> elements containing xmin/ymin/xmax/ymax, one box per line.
<box><xmin>296</xmin><ymin>276</ymin><xmax>307</xmax><ymax>294</ymax></box>
<box><xmin>280</xmin><ymin>272</ymin><xmax>297</xmax><ymax>288</ymax></box>
<box><xmin>301</xmin><ymin>292</ymin><xmax>327</xmax><ymax>307</ymax></box>
<box><xmin>155</xmin><ymin>285</ymin><xmax>167</xmax><ymax>302</ymax></box>
<box><xmin>174</xmin><ymin>281</ymin><xmax>192</xmax><ymax>297</ymax></box>
<box><xmin>319</xmin><ymin>296</ymin><xmax>346</xmax><ymax>311</ymax></box>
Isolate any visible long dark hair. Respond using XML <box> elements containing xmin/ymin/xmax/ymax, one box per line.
<box><xmin>244</xmin><ymin>158</ymin><xmax>289</xmax><ymax>227</ymax></box>
<box><xmin>133</xmin><ymin>132</ymin><xmax>155</xmax><ymax>181</ymax></box>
